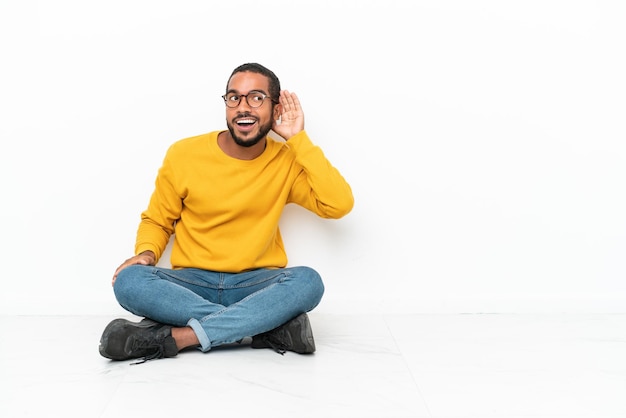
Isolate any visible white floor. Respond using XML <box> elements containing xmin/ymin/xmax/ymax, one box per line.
<box><xmin>1</xmin><ymin>313</ymin><xmax>625</xmax><ymax>418</ymax></box>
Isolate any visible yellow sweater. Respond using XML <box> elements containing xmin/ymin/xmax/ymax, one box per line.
<box><xmin>135</xmin><ymin>130</ymin><xmax>354</xmax><ymax>272</ymax></box>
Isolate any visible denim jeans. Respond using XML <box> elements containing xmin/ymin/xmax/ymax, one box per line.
<box><xmin>113</xmin><ymin>265</ymin><xmax>324</xmax><ymax>352</ymax></box>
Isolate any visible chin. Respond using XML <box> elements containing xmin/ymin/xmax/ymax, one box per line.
<box><xmin>234</xmin><ymin>134</ymin><xmax>264</xmax><ymax>148</ymax></box>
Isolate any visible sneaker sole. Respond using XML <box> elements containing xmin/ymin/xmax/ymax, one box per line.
<box><xmin>291</xmin><ymin>313</ymin><xmax>316</xmax><ymax>354</ymax></box>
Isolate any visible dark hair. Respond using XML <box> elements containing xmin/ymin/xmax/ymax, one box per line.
<box><xmin>227</xmin><ymin>63</ymin><xmax>281</xmax><ymax>101</ymax></box>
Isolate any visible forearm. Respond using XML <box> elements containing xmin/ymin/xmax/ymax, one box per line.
<box><xmin>287</xmin><ymin>131</ymin><xmax>354</xmax><ymax>218</ymax></box>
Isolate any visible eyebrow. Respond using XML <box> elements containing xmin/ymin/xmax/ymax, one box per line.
<box><xmin>226</xmin><ymin>88</ymin><xmax>268</xmax><ymax>95</ymax></box>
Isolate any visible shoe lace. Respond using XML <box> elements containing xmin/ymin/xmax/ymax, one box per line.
<box><xmin>130</xmin><ymin>337</ymin><xmax>168</xmax><ymax>365</ymax></box>
<box><xmin>259</xmin><ymin>334</ymin><xmax>287</xmax><ymax>355</ymax></box>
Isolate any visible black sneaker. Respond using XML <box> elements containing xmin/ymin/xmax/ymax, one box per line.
<box><xmin>99</xmin><ymin>318</ymin><xmax>178</xmax><ymax>364</ymax></box>
<box><xmin>251</xmin><ymin>313</ymin><xmax>316</xmax><ymax>354</ymax></box>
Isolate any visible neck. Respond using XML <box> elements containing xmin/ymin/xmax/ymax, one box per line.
<box><xmin>217</xmin><ymin>131</ymin><xmax>266</xmax><ymax>160</ymax></box>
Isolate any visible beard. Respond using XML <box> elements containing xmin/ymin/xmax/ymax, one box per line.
<box><xmin>227</xmin><ymin>118</ymin><xmax>273</xmax><ymax>148</ymax></box>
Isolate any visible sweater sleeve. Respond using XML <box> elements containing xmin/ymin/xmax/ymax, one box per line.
<box><xmin>285</xmin><ymin>131</ymin><xmax>354</xmax><ymax>219</ymax></box>
<box><xmin>134</xmin><ymin>148</ymin><xmax>182</xmax><ymax>261</ymax></box>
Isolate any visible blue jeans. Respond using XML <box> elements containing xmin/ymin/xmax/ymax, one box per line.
<box><xmin>113</xmin><ymin>265</ymin><xmax>324</xmax><ymax>352</ymax></box>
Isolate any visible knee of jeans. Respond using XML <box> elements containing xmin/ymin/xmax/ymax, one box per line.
<box><xmin>113</xmin><ymin>264</ymin><xmax>148</xmax><ymax>301</ymax></box>
<box><xmin>293</xmin><ymin>266</ymin><xmax>325</xmax><ymax>302</ymax></box>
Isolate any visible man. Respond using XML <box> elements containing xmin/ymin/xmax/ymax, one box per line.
<box><xmin>99</xmin><ymin>63</ymin><xmax>354</xmax><ymax>363</ymax></box>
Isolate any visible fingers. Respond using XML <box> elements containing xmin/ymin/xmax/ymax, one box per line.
<box><xmin>279</xmin><ymin>90</ymin><xmax>301</xmax><ymax>113</ymax></box>
<box><xmin>112</xmin><ymin>261</ymin><xmax>128</xmax><ymax>285</ymax></box>
<box><xmin>111</xmin><ymin>263</ymin><xmax>127</xmax><ymax>286</ymax></box>
<box><xmin>110</xmin><ymin>255</ymin><xmax>152</xmax><ymax>286</ymax></box>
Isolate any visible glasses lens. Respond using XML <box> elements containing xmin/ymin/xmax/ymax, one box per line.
<box><xmin>247</xmin><ymin>92</ymin><xmax>266</xmax><ymax>108</ymax></box>
<box><xmin>224</xmin><ymin>93</ymin><xmax>239</xmax><ymax>108</ymax></box>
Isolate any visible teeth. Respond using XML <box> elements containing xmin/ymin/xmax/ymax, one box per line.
<box><xmin>237</xmin><ymin>119</ymin><xmax>255</xmax><ymax>125</ymax></box>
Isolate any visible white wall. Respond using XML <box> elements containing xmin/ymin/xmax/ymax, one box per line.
<box><xmin>1</xmin><ymin>0</ymin><xmax>624</xmax><ymax>315</ymax></box>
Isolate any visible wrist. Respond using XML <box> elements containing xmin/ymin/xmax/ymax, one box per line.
<box><xmin>139</xmin><ymin>250</ymin><xmax>156</xmax><ymax>265</ymax></box>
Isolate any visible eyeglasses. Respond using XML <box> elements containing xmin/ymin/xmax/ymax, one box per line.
<box><xmin>222</xmin><ymin>91</ymin><xmax>277</xmax><ymax>108</ymax></box>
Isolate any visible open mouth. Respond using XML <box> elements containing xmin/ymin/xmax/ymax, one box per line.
<box><xmin>235</xmin><ymin>118</ymin><xmax>257</xmax><ymax>132</ymax></box>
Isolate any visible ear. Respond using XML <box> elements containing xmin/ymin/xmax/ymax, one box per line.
<box><xmin>273</xmin><ymin>103</ymin><xmax>282</xmax><ymax>121</ymax></box>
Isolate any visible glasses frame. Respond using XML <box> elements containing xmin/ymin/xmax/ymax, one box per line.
<box><xmin>222</xmin><ymin>91</ymin><xmax>278</xmax><ymax>108</ymax></box>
